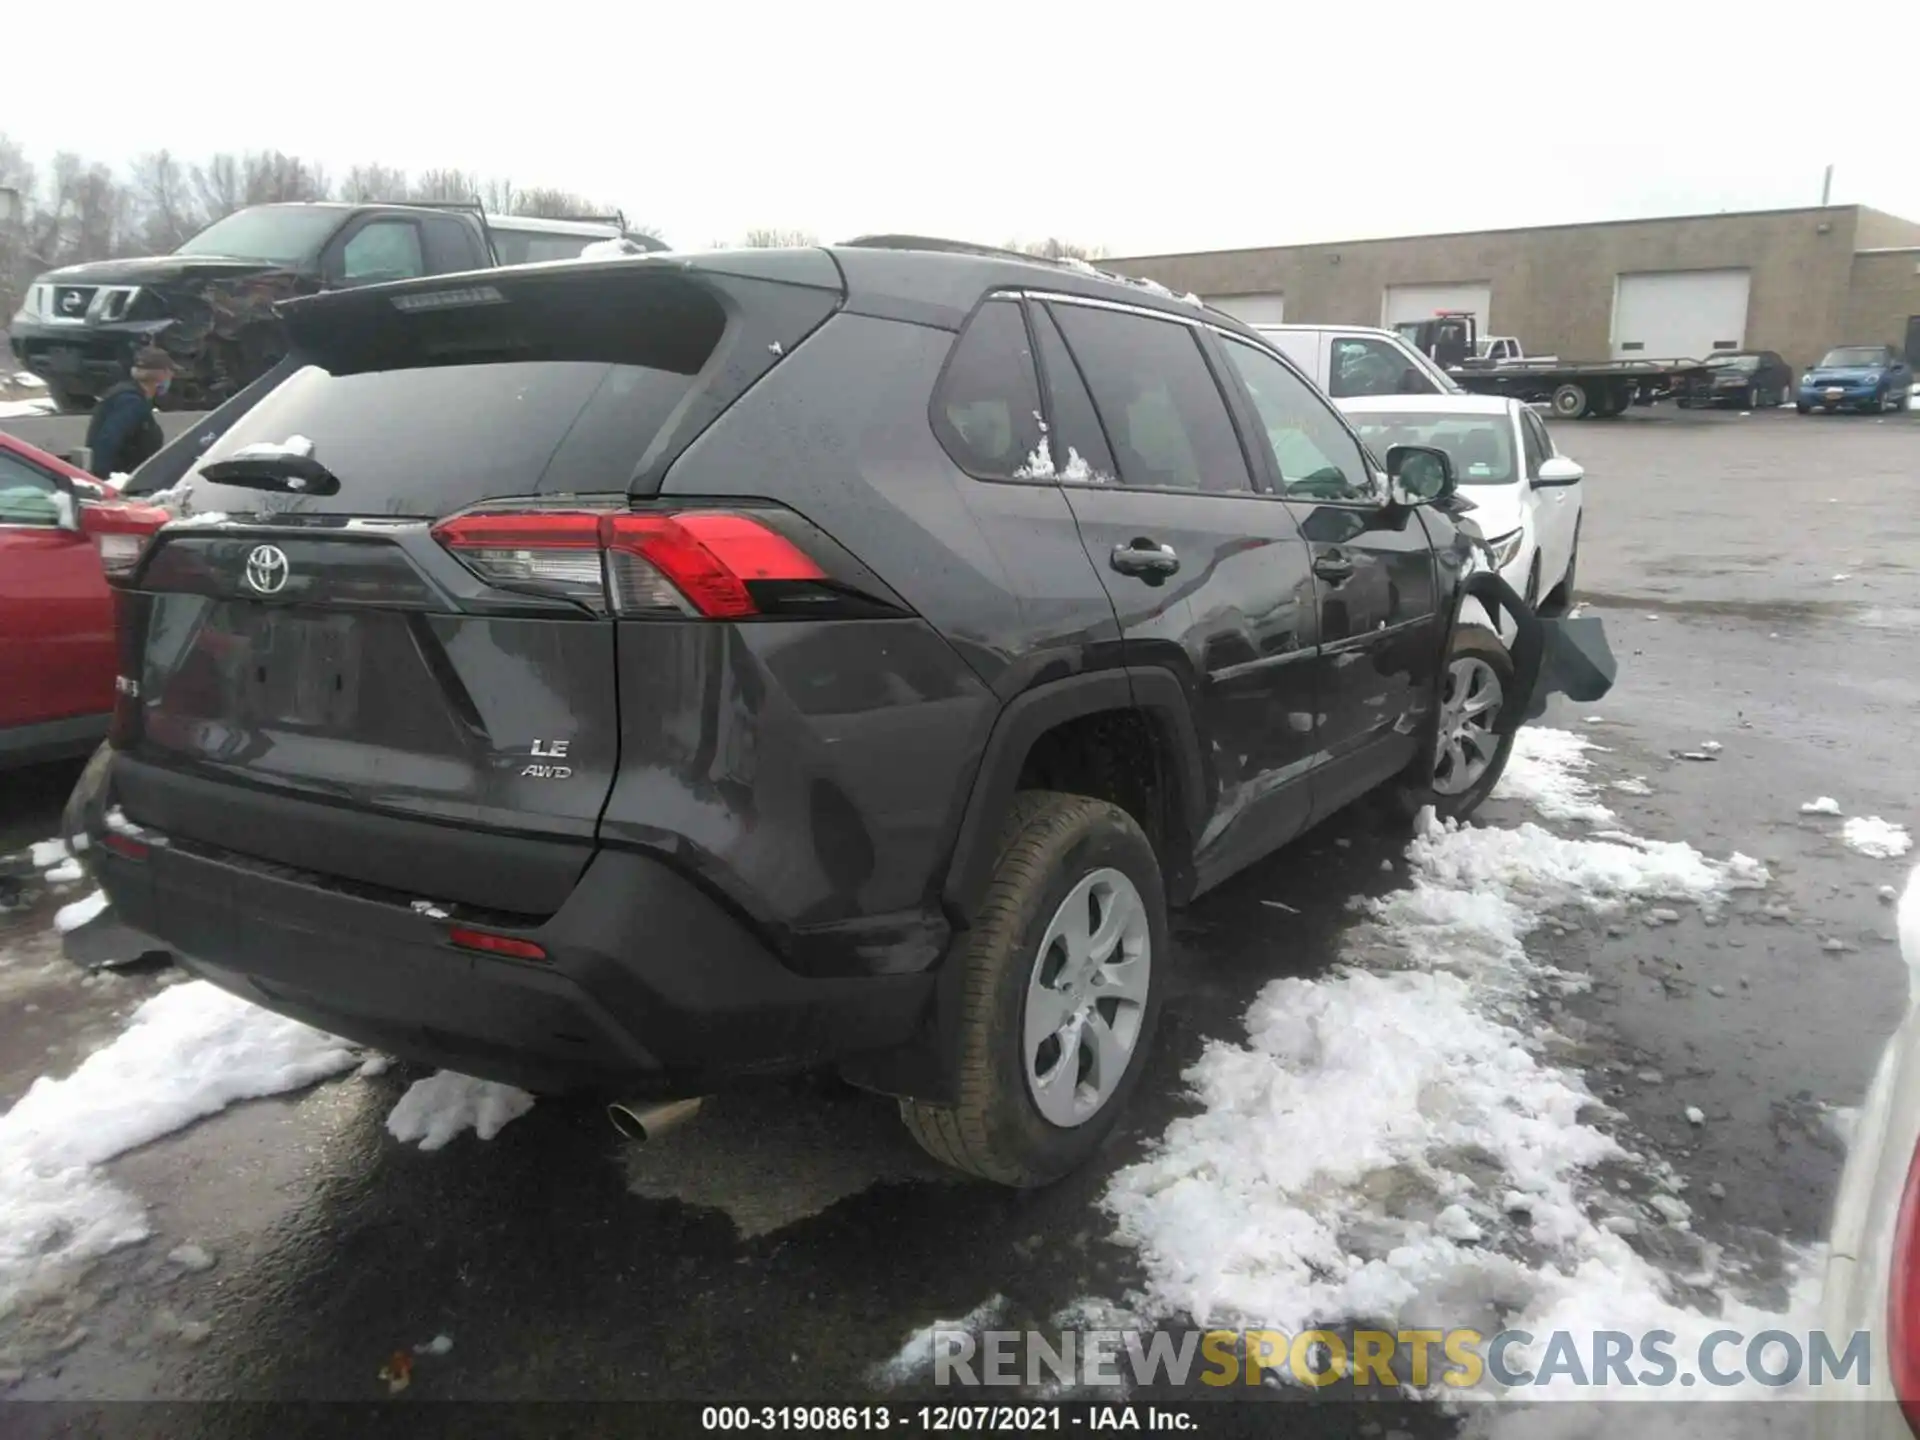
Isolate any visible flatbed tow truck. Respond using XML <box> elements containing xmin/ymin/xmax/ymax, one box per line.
<box><xmin>1397</xmin><ymin>310</ymin><xmax>1713</xmax><ymax>419</ymax></box>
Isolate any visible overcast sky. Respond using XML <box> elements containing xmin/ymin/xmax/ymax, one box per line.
<box><xmin>7</xmin><ymin>3</ymin><xmax>1915</xmax><ymax>255</ymax></box>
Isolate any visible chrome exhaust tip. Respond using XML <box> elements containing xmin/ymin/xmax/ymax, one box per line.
<box><xmin>608</xmin><ymin>1096</ymin><xmax>704</xmax><ymax>1143</ymax></box>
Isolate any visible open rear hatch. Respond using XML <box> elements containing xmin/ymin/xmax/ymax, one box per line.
<box><xmin>110</xmin><ymin>257</ymin><xmax>843</xmax><ymax>916</ymax></box>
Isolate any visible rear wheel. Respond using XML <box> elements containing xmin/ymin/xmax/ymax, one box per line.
<box><xmin>1550</xmin><ymin>383</ymin><xmax>1589</xmax><ymax>419</ymax></box>
<box><xmin>900</xmin><ymin>791</ymin><xmax>1167</xmax><ymax>1186</ymax></box>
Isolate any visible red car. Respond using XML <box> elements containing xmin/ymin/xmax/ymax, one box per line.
<box><xmin>0</xmin><ymin>430</ymin><xmax>171</xmax><ymax>766</ymax></box>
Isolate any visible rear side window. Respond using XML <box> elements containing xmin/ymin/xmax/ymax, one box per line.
<box><xmin>931</xmin><ymin>299</ymin><xmax>1046</xmax><ymax>481</ymax></box>
<box><xmin>420</xmin><ymin>215</ymin><xmax>486</xmax><ymax>272</ymax></box>
<box><xmin>1030</xmin><ymin>306</ymin><xmax>1118</xmax><ymax>484</ymax></box>
<box><xmin>1050</xmin><ymin>303</ymin><xmax>1251</xmax><ymax>493</ymax></box>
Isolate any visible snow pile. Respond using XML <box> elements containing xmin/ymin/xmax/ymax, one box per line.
<box><xmin>43</xmin><ymin>858</ymin><xmax>83</xmax><ymax>885</ymax></box>
<box><xmin>0</xmin><ymin>397</ymin><xmax>58</xmax><ymax>419</ymax></box>
<box><xmin>1104</xmin><ymin>729</ymin><xmax>1801</xmax><ymax>1405</ymax></box>
<box><xmin>0</xmin><ymin>981</ymin><xmax>356</xmax><ymax>1312</ymax></box>
<box><xmin>1800</xmin><ymin>797</ymin><xmax>1842</xmax><ymax>816</ymax></box>
<box><xmin>385</xmin><ymin>1071</ymin><xmax>533</xmax><ymax>1151</ymax></box>
<box><xmin>229</xmin><ymin>435</ymin><xmax>314</xmax><ymax>461</ymax></box>
<box><xmin>1842</xmin><ymin>816</ymin><xmax>1912</xmax><ymax>859</ymax></box>
<box><xmin>870</xmin><ymin>1295</ymin><xmax>1008</xmax><ymax>1387</ymax></box>
<box><xmin>1014</xmin><ymin>435</ymin><xmax>1111</xmax><ymax>485</ymax></box>
<box><xmin>54</xmin><ymin>890</ymin><xmax>109</xmax><ymax>933</ymax></box>
<box><xmin>577</xmin><ymin>237</ymin><xmax>649</xmax><ymax>261</ymax></box>
<box><xmin>1493</xmin><ymin>728</ymin><xmax>1615</xmax><ymax>825</ymax></box>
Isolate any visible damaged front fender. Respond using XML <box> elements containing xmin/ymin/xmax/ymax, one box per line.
<box><xmin>1454</xmin><ymin>571</ymin><xmax>1617</xmax><ymax>730</ymax></box>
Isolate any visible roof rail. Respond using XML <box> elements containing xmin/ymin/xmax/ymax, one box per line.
<box><xmin>840</xmin><ymin>233</ymin><xmax>1221</xmax><ymax>318</ymax></box>
<box><xmin>840</xmin><ymin>233</ymin><xmax>1043</xmax><ymax>263</ymax></box>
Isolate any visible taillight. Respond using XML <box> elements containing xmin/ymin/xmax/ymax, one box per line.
<box><xmin>1889</xmin><ymin>1135</ymin><xmax>1920</xmax><ymax>1429</ymax></box>
<box><xmin>102</xmin><ymin>831</ymin><xmax>149</xmax><ymax>861</ymax></box>
<box><xmin>428</xmin><ymin>512</ymin><xmax>606</xmax><ymax>604</ymax></box>
<box><xmin>431</xmin><ymin>507</ymin><xmax>835</xmax><ymax>619</ymax></box>
<box><xmin>603</xmin><ymin>513</ymin><xmax>825</xmax><ymax>618</ymax></box>
<box><xmin>447</xmin><ymin>927</ymin><xmax>547</xmax><ymax>962</ymax></box>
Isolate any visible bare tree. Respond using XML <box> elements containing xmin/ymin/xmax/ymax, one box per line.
<box><xmin>1008</xmin><ymin>236</ymin><xmax>1108</xmax><ymax>262</ymax></box>
<box><xmin>131</xmin><ymin>150</ymin><xmax>202</xmax><ymax>251</ymax></box>
<box><xmin>241</xmin><ymin>150</ymin><xmax>330</xmax><ymax>205</ymax></box>
<box><xmin>191</xmin><ymin>153</ymin><xmax>244</xmax><ymax>223</ymax></box>
<box><xmin>511</xmin><ymin>187</ymin><xmax>610</xmax><ymax>220</ymax></box>
<box><xmin>410</xmin><ymin>168</ymin><xmax>492</xmax><ymax>203</ymax></box>
<box><xmin>339</xmin><ymin>163</ymin><xmax>409</xmax><ymax>203</ymax></box>
<box><xmin>742</xmin><ymin>227</ymin><xmax>817</xmax><ymax>248</ymax></box>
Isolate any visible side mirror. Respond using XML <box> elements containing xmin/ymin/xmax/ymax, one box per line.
<box><xmin>1534</xmin><ymin>456</ymin><xmax>1585</xmax><ymax>488</ymax></box>
<box><xmin>51</xmin><ymin>489</ymin><xmax>80</xmax><ymax>532</ymax></box>
<box><xmin>1384</xmin><ymin>443</ymin><xmax>1454</xmax><ymax>506</ymax></box>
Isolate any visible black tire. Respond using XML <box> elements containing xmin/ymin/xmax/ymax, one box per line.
<box><xmin>1796</xmin><ymin>402</ymin><xmax>1811</xmax><ymax>414</ymax></box>
<box><xmin>1388</xmin><ymin>624</ymin><xmax>1519</xmax><ymax>824</ymax></box>
<box><xmin>900</xmin><ymin>791</ymin><xmax>1168</xmax><ymax>1186</ymax></box>
<box><xmin>1550</xmin><ymin>383</ymin><xmax>1589</xmax><ymax>419</ymax></box>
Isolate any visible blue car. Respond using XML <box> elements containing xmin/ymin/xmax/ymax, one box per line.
<box><xmin>1796</xmin><ymin>344</ymin><xmax>1913</xmax><ymax>414</ymax></box>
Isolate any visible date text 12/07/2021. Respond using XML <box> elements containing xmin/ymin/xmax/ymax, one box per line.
<box><xmin>699</xmin><ymin>1406</ymin><xmax>1196</xmax><ymax>1432</ymax></box>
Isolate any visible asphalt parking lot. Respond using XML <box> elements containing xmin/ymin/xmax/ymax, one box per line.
<box><xmin>0</xmin><ymin>402</ymin><xmax>1915</xmax><ymax>1431</ymax></box>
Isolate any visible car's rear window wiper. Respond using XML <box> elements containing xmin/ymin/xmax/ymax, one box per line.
<box><xmin>198</xmin><ymin>453</ymin><xmax>341</xmax><ymax>495</ymax></box>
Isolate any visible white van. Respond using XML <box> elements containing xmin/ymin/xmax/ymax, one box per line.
<box><xmin>1256</xmin><ymin>324</ymin><xmax>1463</xmax><ymax>399</ymax></box>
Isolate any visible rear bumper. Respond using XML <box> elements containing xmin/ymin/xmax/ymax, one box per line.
<box><xmin>79</xmin><ymin>796</ymin><xmax>935</xmax><ymax>1097</ymax></box>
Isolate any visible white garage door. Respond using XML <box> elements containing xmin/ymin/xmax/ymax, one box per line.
<box><xmin>1206</xmin><ymin>292</ymin><xmax>1285</xmax><ymax>325</ymax></box>
<box><xmin>1382</xmin><ymin>281</ymin><xmax>1492</xmax><ymax>331</ymax></box>
<box><xmin>1611</xmin><ymin>269</ymin><xmax>1750</xmax><ymax>360</ymax></box>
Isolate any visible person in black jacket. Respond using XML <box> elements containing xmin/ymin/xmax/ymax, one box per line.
<box><xmin>85</xmin><ymin>347</ymin><xmax>174</xmax><ymax>480</ymax></box>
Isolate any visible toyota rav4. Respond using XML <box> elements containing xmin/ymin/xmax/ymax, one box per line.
<box><xmin>65</xmin><ymin>240</ymin><xmax>1610</xmax><ymax>1184</ymax></box>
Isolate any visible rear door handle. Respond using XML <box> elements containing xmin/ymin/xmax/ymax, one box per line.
<box><xmin>1110</xmin><ymin>538</ymin><xmax>1180</xmax><ymax>580</ymax></box>
<box><xmin>1312</xmin><ymin>550</ymin><xmax>1354</xmax><ymax>583</ymax></box>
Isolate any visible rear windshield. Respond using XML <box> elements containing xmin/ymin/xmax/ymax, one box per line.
<box><xmin>178</xmin><ymin>361</ymin><xmax>699</xmax><ymax>518</ymax></box>
<box><xmin>176</xmin><ymin>206</ymin><xmax>343</xmax><ymax>264</ymax></box>
<box><xmin>174</xmin><ymin>271</ymin><xmax>731</xmax><ymax>517</ymax></box>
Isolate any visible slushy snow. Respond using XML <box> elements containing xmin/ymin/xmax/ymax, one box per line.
<box><xmin>0</xmin><ymin>981</ymin><xmax>356</xmax><ymax>1312</ymax></box>
<box><xmin>385</xmin><ymin>1071</ymin><xmax>534</xmax><ymax>1151</ymax></box>
<box><xmin>1842</xmin><ymin>816</ymin><xmax>1912</xmax><ymax>859</ymax></box>
<box><xmin>1102</xmin><ymin>728</ymin><xmax>1805</xmax><ymax>1406</ymax></box>
<box><xmin>54</xmin><ymin>890</ymin><xmax>109</xmax><ymax>933</ymax></box>
<box><xmin>870</xmin><ymin>1295</ymin><xmax>1008</xmax><ymax>1387</ymax></box>
<box><xmin>1492</xmin><ymin>728</ymin><xmax>1615</xmax><ymax>825</ymax></box>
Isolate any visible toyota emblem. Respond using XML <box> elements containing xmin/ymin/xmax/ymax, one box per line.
<box><xmin>244</xmin><ymin>544</ymin><xmax>290</xmax><ymax>596</ymax></box>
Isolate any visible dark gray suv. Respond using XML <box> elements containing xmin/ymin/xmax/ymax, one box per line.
<box><xmin>66</xmin><ymin>240</ymin><xmax>1604</xmax><ymax>1184</ymax></box>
